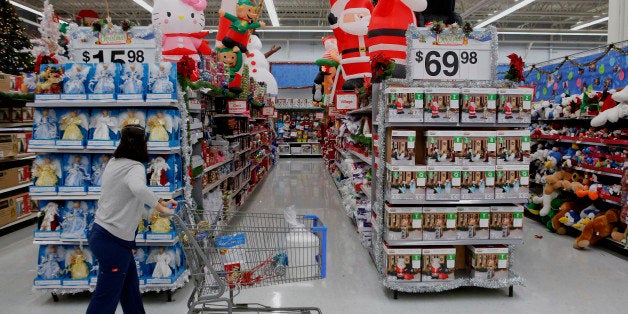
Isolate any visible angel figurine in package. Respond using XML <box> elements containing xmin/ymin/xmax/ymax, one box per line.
<box><xmin>147</xmin><ymin>247</ymin><xmax>179</xmax><ymax>278</ymax></box>
<box><xmin>38</xmin><ymin>201</ymin><xmax>61</xmax><ymax>232</ymax></box>
<box><xmin>58</xmin><ymin>109</ymin><xmax>88</xmax><ymax>142</ymax></box>
<box><xmin>33</xmin><ymin>108</ymin><xmax>58</xmax><ymax>140</ymax></box>
<box><xmin>148</xmin><ymin>63</ymin><xmax>175</xmax><ymax>95</ymax></box>
<box><xmin>61</xmin><ymin>201</ymin><xmax>89</xmax><ymax>238</ymax></box>
<box><xmin>147</xmin><ymin>156</ymin><xmax>170</xmax><ymax>187</ymax></box>
<box><xmin>132</xmin><ymin>248</ymin><xmax>146</xmax><ymax>278</ymax></box>
<box><xmin>62</xmin><ymin>64</ymin><xmax>91</xmax><ymax>97</ymax></box>
<box><xmin>88</xmin><ymin>63</ymin><xmax>117</xmax><ymax>95</ymax></box>
<box><xmin>63</xmin><ymin>155</ymin><xmax>90</xmax><ymax>187</ymax></box>
<box><xmin>119</xmin><ymin>109</ymin><xmax>146</xmax><ymax>129</ymax></box>
<box><xmin>37</xmin><ymin>245</ymin><xmax>65</xmax><ymax>279</ymax></box>
<box><xmin>149</xmin><ymin>210</ymin><xmax>172</xmax><ymax>233</ymax></box>
<box><xmin>119</xmin><ymin>63</ymin><xmax>146</xmax><ymax>97</ymax></box>
<box><xmin>91</xmin><ymin>154</ymin><xmax>111</xmax><ymax>187</ymax></box>
<box><xmin>64</xmin><ymin>246</ymin><xmax>93</xmax><ymax>279</ymax></box>
<box><xmin>146</xmin><ymin>110</ymin><xmax>179</xmax><ymax>146</ymax></box>
<box><xmin>33</xmin><ymin>155</ymin><xmax>62</xmax><ymax>187</ymax></box>
<box><xmin>88</xmin><ymin>109</ymin><xmax>119</xmax><ymax>146</ymax></box>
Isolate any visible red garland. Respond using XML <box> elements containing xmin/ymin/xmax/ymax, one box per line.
<box><xmin>177</xmin><ymin>55</ymin><xmax>199</xmax><ymax>82</ymax></box>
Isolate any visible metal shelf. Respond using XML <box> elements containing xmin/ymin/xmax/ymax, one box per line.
<box><xmin>384</xmin><ymin>122</ymin><xmax>529</xmax><ymax>128</ymax></box>
<box><xmin>0</xmin><ymin>127</ymin><xmax>31</xmax><ymax>132</ymax></box>
<box><xmin>30</xmin><ymin>189</ymin><xmax>182</xmax><ymax>201</ymax></box>
<box><xmin>198</xmin><ymin>158</ymin><xmax>233</xmax><ymax>178</ymax></box>
<box><xmin>385</xmin><ymin>238</ymin><xmax>523</xmax><ymax>246</ymax></box>
<box><xmin>0</xmin><ymin>182</ymin><xmax>32</xmax><ymax>194</ymax></box>
<box><xmin>0</xmin><ymin>212</ymin><xmax>37</xmax><ymax>231</ymax></box>
<box><xmin>279</xmin><ymin>141</ymin><xmax>321</xmax><ymax>145</ymax></box>
<box><xmin>383</xmin><ymin>270</ymin><xmax>524</xmax><ymax>294</ymax></box>
<box><xmin>347</xmin><ymin>147</ymin><xmax>373</xmax><ymax>165</ymax></box>
<box><xmin>33</xmin><ymin>237</ymin><xmax>179</xmax><ymax>246</ymax></box>
<box><xmin>234</xmin><ymin>148</ymin><xmax>251</xmax><ymax>156</ymax></box>
<box><xmin>224</xmin><ymin>133</ymin><xmax>250</xmax><ymax>139</ymax></box>
<box><xmin>27</xmin><ymin>101</ymin><xmax>178</xmax><ymax>108</ymax></box>
<box><xmin>28</xmin><ymin>146</ymin><xmax>181</xmax><ymax>154</ymax></box>
<box><xmin>571</xmin><ymin>166</ymin><xmax>622</xmax><ymax>178</ymax></box>
<box><xmin>213</xmin><ymin>114</ymin><xmax>249</xmax><ymax>118</ymax></box>
<box><xmin>251</xmin><ymin>130</ymin><xmax>270</xmax><ymax>135</ymax></box>
<box><xmin>0</xmin><ymin>153</ymin><xmax>36</xmax><ymax>163</ymax></box>
<box><xmin>531</xmin><ymin>134</ymin><xmax>628</xmax><ymax>147</ymax></box>
<box><xmin>387</xmin><ymin>198</ymin><xmax>528</xmax><ymax>205</ymax></box>
<box><xmin>275</xmin><ymin>107</ymin><xmax>325</xmax><ymax>111</ymax></box>
<box><xmin>347</xmin><ymin>106</ymin><xmax>372</xmax><ymax>115</ymax></box>
<box><xmin>202</xmin><ymin>175</ymin><xmax>231</xmax><ymax>194</ymax></box>
<box><xmin>0</xmin><ymin>122</ymin><xmax>32</xmax><ymax>128</ymax></box>
<box><xmin>336</xmin><ymin>147</ymin><xmax>351</xmax><ymax>159</ymax></box>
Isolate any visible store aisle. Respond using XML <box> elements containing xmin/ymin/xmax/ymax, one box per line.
<box><xmin>0</xmin><ymin>158</ymin><xmax>627</xmax><ymax>313</ymax></box>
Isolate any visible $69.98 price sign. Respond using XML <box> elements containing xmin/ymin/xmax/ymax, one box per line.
<box><xmin>410</xmin><ymin>41</ymin><xmax>492</xmax><ymax>81</ymax></box>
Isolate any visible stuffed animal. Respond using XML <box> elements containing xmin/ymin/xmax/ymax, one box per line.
<box><xmin>573</xmin><ymin>209</ymin><xmax>619</xmax><ymax>249</ymax></box>
<box><xmin>591</xmin><ymin>87</ymin><xmax>628</xmax><ymax>127</ymax></box>
<box><xmin>611</xmin><ymin>227</ymin><xmax>627</xmax><ymax>245</ymax></box>
<box><xmin>572</xmin><ymin>205</ymin><xmax>600</xmax><ymax>230</ymax></box>
<box><xmin>552</xmin><ymin>202</ymin><xmax>579</xmax><ymax>235</ymax></box>
<box><xmin>533</xmin><ymin>170</ymin><xmax>571</xmax><ymax>216</ymax></box>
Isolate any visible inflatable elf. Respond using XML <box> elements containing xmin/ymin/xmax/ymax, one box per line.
<box><xmin>219</xmin><ymin>0</ymin><xmax>266</xmax><ymax>53</ymax></box>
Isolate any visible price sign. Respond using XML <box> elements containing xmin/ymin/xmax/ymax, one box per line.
<box><xmin>228</xmin><ymin>100</ymin><xmax>248</xmax><ymax>114</ymax></box>
<box><xmin>315</xmin><ymin>112</ymin><xmax>324</xmax><ymax>119</ymax></box>
<box><xmin>262</xmin><ymin>106</ymin><xmax>275</xmax><ymax>116</ymax></box>
<box><xmin>69</xmin><ymin>26</ymin><xmax>157</xmax><ymax>64</ymax></box>
<box><xmin>408</xmin><ymin>28</ymin><xmax>495</xmax><ymax>81</ymax></box>
<box><xmin>336</xmin><ymin>92</ymin><xmax>358</xmax><ymax>110</ymax></box>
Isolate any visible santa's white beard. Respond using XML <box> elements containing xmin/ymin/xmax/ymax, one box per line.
<box><xmin>340</xmin><ymin>19</ymin><xmax>370</xmax><ymax>35</ymax></box>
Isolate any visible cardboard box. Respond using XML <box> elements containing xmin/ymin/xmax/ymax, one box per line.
<box><xmin>460</xmin><ymin>88</ymin><xmax>497</xmax><ymax>123</ymax></box>
<box><xmin>490</xmin><ymin>206</ymin><xmax>524</xmax><ymax>239</ymax></box>
<box><xmin>422</xmin><ymin>207</ymin><xmax>457</xmax><ymax>240</ymax></box>
<box><xmin>424</xmin><ymin>88</ymin><xmax>460</xmax><ymax>123</ymax></box>
<box><xmin>0</xmin><ymin>72</ymin><xmax>14</xmax><ymax>92</ymax></box>
<box><xmin>497</xmin><ymin>88</ymin><xmax>533</xmax><ymax>124</ymax></box>
<box><xmin>0</xmin><ymin>134</ymin><xmax>17</xmax><ymax>159</ymax></box>
<box><xmin>388</xmin><ymin>130</ymin><xmax>417</xmax><ymax>166</ymax></box>
<box><xmin>456</xmin><ymin>207</ymin><xmax>490</xmax><ymax>240</ymax></box>
<box><xmin>385</xmin><ymin>164</ymin><xmax>426</xmax><ymax>201</ymax></box>
<box><xmin>384</xmin><ymin>86</ymin><xmax>424</xmax><ymax>122</ymax></box>
<box><xmin>425</xmin><ymin>130</ymin><xmax>462</xmax><ymax>165</ymax></box>
<box><xmin>496</xmin><ymin>130</ymin><xmax>531</xmax><ymax>165</ymax></box>
<box><xmin>461</xmin><ymin>131</ymin><xmax>496</xmax><ymax>165</ymax></box>
<box><xmin>0</xmin><ymin>165</ymin><xmax>31</xmax><ymax>189</ymax></box>
<box><xmin>495</xmin><ymin>164</ymin><xmax>529</xmax><ymax>200</ymax></box>
<box><xmin>384</xmin><ymin>205</ymin><xmax>422</xmax><ymax>242</ymax></box>
<box><xmin>14</xmin><ymin>133</ymin><xmax>31</xmax><ymax>154</ymax></box>
<box><xmin>0</xmin><ymin>107</ymin><xmax>10</xmax><ymax>122</ymax></box>
<box><xmin>426</xmin><ymin>166</ymin><xmax>461</xmax><ymax>200</ymax></box>
<box><xmin>0</xmin><ymin>195</ymin><xmax>17</xmax><ymax>227</ymax></box>
<box><xmin>422</xmin><ymin>247</ymin><xmax>456</xmax><ymax>282</ymax></box>
<box><xmin>467</xmin><ymin>246</ymin><xmax>509</xmax><ymax>280</ymax></box>
<box><xmin>22</xmin><ymin>107</ymin><xmax>34</xmax><ymax>122</ymax></box>
<box><xmin>461</xmin><ymin>166</ymin><xmax>495</xmax><ymax>200</ymax></box>
<box><xmin>384</xmin><ymin>246</ymin><xmax>422</xmax><ymax>282</ymax></box>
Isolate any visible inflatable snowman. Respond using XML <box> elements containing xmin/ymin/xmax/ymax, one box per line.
<box><xmin>244</xmin><ymin>34</ymin><xmax>278</xmax><ymax>95</ymax></box>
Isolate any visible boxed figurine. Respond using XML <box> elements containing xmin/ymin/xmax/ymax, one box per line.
<box><xmin>87</xmin><ymin>109</ymin><xmax>119</xmax><ymax>148</ymax></box>
<box><xmin>423</xmin><ymin>88</ymin><xmax>460</xmax><ymax>123</ymax></box>
<box><xmin>34</xmin><ymin>201</ymin><xmax>64</xmax><ymax>240</ymax></box>
<box><xmin>35</xmin><ymin>64</ymin><xmax>65</xmax><ymax>101</ymax></box>
<box><xmin>0</xmin><ymin>107</ymin><xmax>10</xmax><ymax>122</ymax></box>
<box><xmin>62</xmin><ymin>245</ymin><xmax>94</xmax><ymax>287</ymax></box>
<box><xmin>496</xmin><ymin>130</ymin><xmax>531</xmax><ymax>165</ymax></box>
<box><xmin>490</xmin><ymin>206</ymin><xmax>524</xmax><ymax>239</ymax></box>
<box><xmin>385</xmin><ymin>165</ymin><xmax>426</xmax><ymax>202</ymax></box>
<box><xmin>58</xmin><ymin>154</ymin><xmax>90</xmax><ymax>194</ymax></box>
<box><xmin>118</xmin><ymin>63</ymin><xmax>148</xmax><ymax>101</ymax></box>
<box><xmin>384</xmin><ymin>86</ymin><xmax>424</xmax><ymax>122</ymax></box>
<box><xmin>89</xmin><ymin>153</ymin><xmax>112</xmax><ymax>193</ymax></box>
<box><xmin>421</xmin><ymin>247</ymin><xmax>456</xmax><ymax>282</ymax></box>
<box><xmin>467</xmin><ymin>246</ymin><xmax>509</xmax><ymax>280</ymax></box>
<box><xmin>136</xmin><ymin>213</ymin><xmax>148</xmax><ymax>243</ymax></box>
<box><xmin>147</xmin><ymin>62</ymin><xmax>178</xmax><ymax>101</ymax></box>
<box><xmin>61</xmin><ymin>63</ymin><xmax>92</xmax><ymax>100</ymax></box>
<box><xmin>132</xmin><ymin>247</ymin><xmax>149</xmax><ymax>286</ymax></box>
<box><xmin>146</xmin><ymin>208</ymin><xmax>176</xmax><ymax>241</ymax></box>
<box><xmin>89</xmin><ymin>259</ymin><xmax>100</xmax><ymax>286</ymax></box>
<box><xmin>22</xmin><ymin>107</ymin><xmax>34</xmax><ymax>122</ymax></box>
<box><xmin>60</xmin><ymin>200</ymin><xmax>92</xmax><ymax>240</ymax></box>
<box><xmin>384</xmin><ymin>204</ymin><xmax>422</xmax><ymax>242</ymax></box>
<box><xmin>30</xmin><ymin>108</ymin><xmax>59</xmax><ymax>148</ymax></box>
<box><xmin>426</xmin><ymin>166</ymin><xmax>461</xmax><ymax>201</ymax></box>
<box><xmin>422</xmin><ymin>207</ymin><xmax>457</xmax><ymax>240</ymax></box>
<box><xmin>426</xmin><ymin>130</ymin><xmax>462</xmax><ymax>165</ymax></box>
<box><xmin>456</xmin><ymin>207</ymin><xmax>490</xmax><ymax>240</ymax></box>
<box><xmin>494</xmin><ymin>164</ymin><xmax>529</xmax><ymax>200</ymax></box>
<box><xmin>461</xmin><ymin>166</ymin><xmax>495</xmax><ymax>200</ymax></box>
<box><xmin>12</xmin><ymin>192</ymin><xmax>32</xmax><ymax>217</ymax></box>
<box><xmin>56</xmin><ymin>108</ymin><xmax>89</xmax><ymax>148</ymax></box>
<box><xmin>147</xmin><ymin>154</ymin><xmax>180</xmax><ymax>192</ymax></box>
<box><xmin>34</xmin><ymin>245</ymin><xmax>66</xmax><ymax>287</ymax></box>
<box><xmin>461</xmin><ymin>88</ymin><xmax>497</xmax><ymax>123</ymax></box>
<box><xmin>88</xmin><ymin>63</ymin><xmax>118</xmax><ymax>101</ymax></box>
<box><xmin>117</xmin><ymin>109</ymin><xmax>147</xmax><ymax>145</ymax></box>
<box><xmin>497</xmin><ymin>88</ymin><xmax>533</xmax><ymax>124</ymax></box>
<box><xmin>384</xmin><ymin>246</ymin><xmax>422</xmax><ymax>283</ymax></box>
<box><xmin>30</xmin><ymin>154</ymin><xmax>62</xmax><ymax>195</ymax></box>
<box><xmin>461</xmin><ymin>131</ymin><xmax>496</xmax><ymax>165</ymax></box>
<box><xmin>388</xmin><ymin>130</ymin><xmax>416</xmax><ymax>166</ymax></box>
<box><xmin>146</xmin><ymin>109</ymin><xmax>181</xmax><ymax>148</ymax></box>
<box><xmin>145</xmin><ymin>245</ymin><xmax>184</xmax><ymax>284</ymax></box>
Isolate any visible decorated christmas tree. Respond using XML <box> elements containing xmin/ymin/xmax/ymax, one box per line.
<box><xmin>0</xmin><ymin>0</ymin><xmax>34</xmax><ymax>75</ymax></box>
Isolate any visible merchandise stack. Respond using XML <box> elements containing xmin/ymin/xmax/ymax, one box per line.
<box><xmin>275</xmin><ymin>98</ymin><xmax>324</xmax><ymax>157</ymax></box>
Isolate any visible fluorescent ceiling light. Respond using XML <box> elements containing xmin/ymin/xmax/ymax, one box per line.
<box><xmin>10</xmin><ymin>1</ymin><xmax>68</xmax><ymax>23</ymax></box>
<box><xmin>499</xmin><ymin>31</ymin><xmax>607</xmax><ymax>36</ymax></box>
<box><xmin>476</xmin><ymin>0</ymin><xmax>535</xmax><ymax>28</ymax></box>
<box><xmin>264</xmin><ymin>0</ymin><xmax>280</xmax><ymax>27</ymax></box>
<box><xmin>571</xmin><ymin>16</ymin><xmax>608</xmax><ymax>30</ymax></box>
<box><xmin>132</xmin><ymin>0</ymin><xmax>153</xmax><ymax>13</ymax></box>
<box><xmin>19</xmin><ymin>17</ymin><xmax>39</xmax><ymax>27</ymax></box>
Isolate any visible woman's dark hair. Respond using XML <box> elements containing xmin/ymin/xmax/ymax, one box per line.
<box><xmin>114</xmin><ymin>125</ymin><xmax>149</xmax><ymax>163</ymax></box>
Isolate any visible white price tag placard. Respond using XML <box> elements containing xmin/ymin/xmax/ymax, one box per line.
<box><xmin>336</xmin><ymin>93</ymin><xmax>358</xmax><ymax>110</ymax></box>
<box><xmin>228</xmin><ymin>100</ymin><xmax>248</xmax><ymax>114</ymax></box>
<box><xmin>408</xmin><ymin>27</ymin><xmax>495</xmax><ymax>81</ymax></box>
<box><xmin>262</xmin><ymin>107</ymin><xmax>275</xmax><ymax>116</ymax></box>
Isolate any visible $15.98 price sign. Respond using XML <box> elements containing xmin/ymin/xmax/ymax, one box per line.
<box><xmin>71</xmin><ymin>42</ymin><xmax>156</xmax><ymax>64</ymax></box>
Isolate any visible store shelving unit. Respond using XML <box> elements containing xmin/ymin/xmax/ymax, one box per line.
<box><xmin>275</xmin><ymin>106</ymin><xmax>323</xmax><ymax>157</ymax></box>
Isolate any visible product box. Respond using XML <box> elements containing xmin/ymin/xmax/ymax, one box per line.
<box><xmin>467</xmin><ymin>246</ymin><xmax>509</xmax><ymax>280</ymax></box>
<box><xmin>494</xmin><ymin>164</ymin><xmax>529</xmax><ymax>200</ymax></box>
<box><xmin>87</xmin><ymin>109</ymin><xmax>119</xmax><ymax>148</ymax></box>
<box><xmin>388</xmin><ymin>130</ymin><xmax>416</xmax><ymax>166</ymax></box>
<box><xmin>146</xmin><ymin>109</ymin><xmax>181</xmax><ymax>148</ymax></box>
<box><xmin>146</xmin><ymin>211</ymin><xmax>176</xmax><ymax>241</ymax></box>
<box><xmin>10</xmin><ymin>106</ymin><xmax>22</xmax><ymax>122</ymax></box>
<box><xmin>0</xmin><ymin>107</ymin><xmax>10</xmax><ymax>122</ymax></box>
<box><xmin>497</xmin><ymin>88</ymin><xmax>533</xmax><ymax>124</ymax></box>
<box><xmin>62</xmin><ymin>246</ymin><xmax>94</xmax><ymax>287</ymax></box>
<box><xmin>147</xmin><ymin>154</ymin><xmax>181</xmax><ymax>192</ymax></box>
<box><xmin>34</xmin><ymin>245</ymin><xmax>66</xmax><ymax>287</ymax></box>
<box><xmin>118</xmin><ymin>63</ymin><xmax>148</xmax><ymax>101</ymax></box>
<box><xmin>301</xmin><ymin>144</ymin><xmax>312</xmax><ymax>155</ymax></box>
<box><xmin>35</xmin><ymin>64</ymin><xmax>64</xmax><ymax>102</ymax></box>
<box><xmin>461</xmin><ymin>166</ymin><xmax>495</xmax><ymax>200</ymax></box>
<box><xmin>12</xmin><ymin>192</ymin><xmax>32</xmax><ymax>217</ymax></box>
<box><xmin>58</xmin><ymin>154</ymin><xmax>90</xmax><ymax>194</ymax></box>
<box><xmin>33</xmin><ymin>200</ymin><xmax>63</xmax><ymax>240</ymax></box>
<box><xmin>496</xmin><ymin>130</ymin><xmax>531</xmax><ymax>165</ymax></box>
<box><xmin>147</xmin><ymin>62</ymin><xmax>178</xmax><ymax>101</ymax></box>
<box><xmin>384</xmin><ymin>204</ymin><xmax>422</xmax><ymax>242</ymax></box>
<box><xmin>56</xmin><ymin>109</ymin><xmax>89</xmax><ymax>148</ymax></box>
<box><xmin>14</xmin><ymin>132</ymin><xmax>30</xmax><ymax>155</ymax></box>
<box><xmin>0</xmin><ymin>133</ymin><xmax>17</xmax><ymax>158</ymax></box>
<box><xmin>61</xmin><ymin>63</ymin><xmax>92</xmax><ymax>100</ymax></box>
<box><xmin>132</xmin><ymin>247</ymin><xmax>148</xmax><ymax>286</ymax></box>
<box><xmin>0</xmin><ymin>72</ymin><xmax>13</xmax><ymax>92</ymax></box>
<box><xmin>30</xmin><ymin>108</ymin><xmax>59</xmax><ymax>147</ymax></box>
<box><xmin>278</xmin><ymin>144</ymin><xmax>290</xmax><ymax>155</ymax></box>
<box><xmin>0</xmin><ymin>164</ymin><xmax>31</xmax><ymax>189</ymax></box>
<box><xmin>426</xmin><ymin>130</ymin><xmax>462</xmax><ymax>165</ymax></box>
<box><xmin>22</xmin><ymin>107</ymin><xmax>34</xmax><ymax>122</ymax></box>
<box><xmin>384</xmin><ymin>86</ymin><xmax>424</xmax><ymax>122</ymax></box>
<box><xmin>89</xmin><ymin>259</ymin><xmax>100</xmax><ymax>286</ymax></box>
<box><xmin>490</xmin><ymin>206</ymin><xmax>524</xmax><ymax>239</ymax></box>
<box><xmin>461</xmin><ymin>131</ymin><xmax>496</xmax><ymax>165</ymax></box>
<box><xmin>424</xmin><ymin>88</ymin><xmax>460</xmax><ymax>124</ymax></box>
<box><xmin>0</xmin><ymin>194</ymin><xmax>17</xmax><ymax>227</ymax></box>
<box><xmin>421</xmin><ymin>247</ymin><xmax>456</xmax><ymax>282</ymax></box>
<box><xmin>145</xmin><ymin>245</ymin><xmax>184</xmax><ymax>284</ymax></box>
<box><xmin>461</xmin><ymin>88</ymin><xmax>497</xmax><ymax>123</ymax></box>
<box><xmin>30</xmin><ymin>154</ymin><xmax>62</xmax><ymax>195</ymax></box>
<box><xmin>89</xmin><ymin>153</ymin><xmax>112</xmax><ymax>193</ymax></box>
<box><xmin>384</xmin><ymin>246</ymin><xmax>422</xmax><ymax>283</ymax></box>
<box><xmin>60</xmin><ymin>200</ymin><xmax>92</xmax><ymax>240</ymax></box>
<box><xmin>422</xmin><ymin>207</ymin><xmax>457</xmax><ymax>240</ymax></box>
<box><xmin>385</xmin><ymin>164</ymin><xmax>426</xmax><ymax>202</ymax></box>
<box><xmin>88</xmin><ymin>63</ymin><xmax>118</xmax><ymax>101</ymax></box>
<box><xmin>456</xmin><ymin>207</ymin><xmax>490</xmax><ymax>240</ymax></box>
<box><xmin>426</xmin><ymin>166</ymin><xmax>461</xmax><ymax>201</ymax></box>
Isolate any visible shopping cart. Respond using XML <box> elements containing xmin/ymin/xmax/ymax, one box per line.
<box><xmin>167</xmin><ymin>203</ymin><xmax>327</xmax><ymax>313</ymax></box>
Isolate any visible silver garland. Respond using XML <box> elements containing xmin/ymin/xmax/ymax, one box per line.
<box><xmin>177</xmin><ymin>85</ymin><xmax>196</xmax><ymax>209</ymax></box>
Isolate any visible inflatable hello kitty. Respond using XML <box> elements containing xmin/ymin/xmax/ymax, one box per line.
<box><xmin>152</xmin><ymin>0</ymin><xmax>212</xmax><ymax>62</ymax></box>
<box><xmin>244</xmin><ymin>35</ymin><xmax>278</xmax><ymax>95</ymax></box>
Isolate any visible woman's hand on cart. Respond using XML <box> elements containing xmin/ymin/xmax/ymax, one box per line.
<box><xmin>156</xmin><ymin>199</ymin><xmax>178</xmax><ymax>215</ymax></box>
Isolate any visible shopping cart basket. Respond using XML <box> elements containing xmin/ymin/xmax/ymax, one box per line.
<box><xmin>167</xmin><ymin>203</ymin><xmax>327</xmax><ymax>313</ymax></box>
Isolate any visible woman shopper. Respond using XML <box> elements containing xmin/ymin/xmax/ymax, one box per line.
<box><xmin>86</xmin><ymin>125</ymin><xmax>177</xmax><ymax>314</ymax></box>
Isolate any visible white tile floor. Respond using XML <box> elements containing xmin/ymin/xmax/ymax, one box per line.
<box><xmin>1</xmin><ymin>158</ymin><xmax>627</xmax><ymax>313</ymax></box>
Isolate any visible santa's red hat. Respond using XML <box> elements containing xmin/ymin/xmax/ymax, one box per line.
<box><xmin>330</xmin><ymin>0</ymin><xmax>372</xmax><ymax>17</ymax></box>
<box><xmin>322</xmin><ymin>35</ymin><xmax>336</xmax><ymax>45</ymax></box>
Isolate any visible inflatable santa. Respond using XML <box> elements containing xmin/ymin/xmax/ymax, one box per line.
<box><xmin>368</xmin><ymin>0</ymin><xmax>427</xmax><ymax>78</ymax></box>
<box><xmin>328</xmin><ymin>0</ymin><xmax>373</xmax><ymax>91</ymax></box>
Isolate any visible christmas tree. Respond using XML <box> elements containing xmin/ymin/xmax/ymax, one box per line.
<box><xmin>32</xmin><ymin>0</ymin><xmax>64</xmax><ymax>58</ymax></box>
<box><xmin>0</xmin><ymin>0</ymin><xmax>34</xmax><ymax>75</ymax></box>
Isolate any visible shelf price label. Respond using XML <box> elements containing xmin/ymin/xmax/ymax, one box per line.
<box><xmin>262</xmin><ymin>106</ymin><xmax>275</xmax><ymax>116</ymax></box>
<box><xmin>335</xmin><ymin>92</ymin><xmax>358</xmax><ymax>110</ymax></box>
<box><xmin>228</xmin><ymin>100</ymin><xmax>248</xmax><ymax>114</ymax></box>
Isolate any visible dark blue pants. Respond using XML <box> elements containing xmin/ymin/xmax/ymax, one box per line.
<box><xmin>87</xmin><ymin>224</ymin><xmax>145</xmax><ymax>314</ymax></box>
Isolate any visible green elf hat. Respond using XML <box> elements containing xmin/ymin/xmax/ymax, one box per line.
<box><xmin>237</xmin><ymin>0</ymin><xmax>256</xmax><ymax>6</ymax></box>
